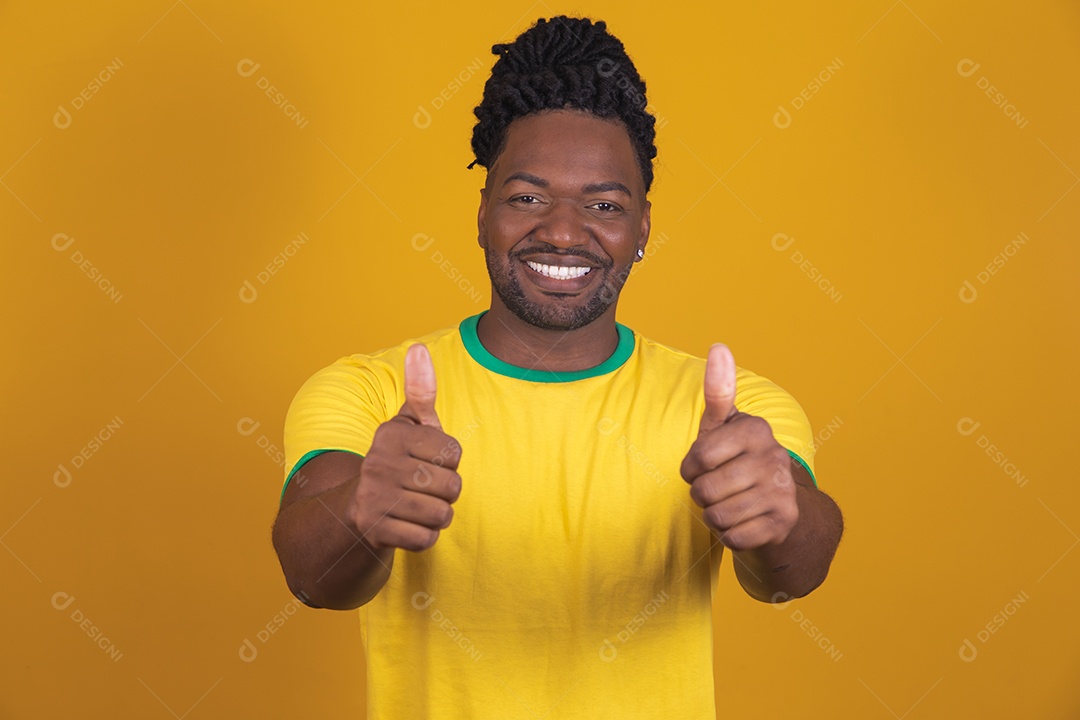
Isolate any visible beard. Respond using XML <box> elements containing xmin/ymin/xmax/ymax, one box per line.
<box><xmin>483</xmin><ymin>246</ymin><xmax>633</xmax><ymax>331</ymax></box>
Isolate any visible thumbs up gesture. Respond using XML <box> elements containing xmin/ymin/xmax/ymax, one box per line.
<box><xmin>345</xmin><ymin>344</ymin><xmax>463</xmax><ymax>553</ymax></box>
<box><xmin>679</xmin><ymin>344</ymin><xmax>799</xmax><ymax>552</ymax></box>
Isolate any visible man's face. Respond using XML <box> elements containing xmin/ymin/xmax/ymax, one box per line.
<box><xmin>477</xmin><ymin>109</ymin><xmax>651</xmax><ymax>331</ymax></box>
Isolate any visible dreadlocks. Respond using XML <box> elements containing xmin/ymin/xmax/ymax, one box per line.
<box><xmin>469</xmin><ymin>16</ymin><xmax>658</xmax><ymax>192</ymax></box>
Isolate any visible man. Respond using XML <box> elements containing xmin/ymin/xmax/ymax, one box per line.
<box><xmin>273</xmin><ymin>15</ymin><xmax>843</xmax><ymax>719</ymax></box>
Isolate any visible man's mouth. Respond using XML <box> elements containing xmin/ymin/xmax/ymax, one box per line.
<box><xmin>524</xmin><ymin>260</ymin><xmax>594</xmax><ymax>280</ymax></box>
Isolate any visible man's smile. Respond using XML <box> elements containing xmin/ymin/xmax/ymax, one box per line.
<box><xmin>516</xmin><ymin>255</ymin><xmax>601</xmax><ymax>293</ymax></box>
<box><xmin>525</xmin><ymin>261</ymin><xmax>592</xmax><ymax>279</ymax></box>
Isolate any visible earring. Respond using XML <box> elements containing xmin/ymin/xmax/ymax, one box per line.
<box><xmin>636</xmin><ymin>248</ymin><xmax>645</xmax><ymax>259</ymax></box>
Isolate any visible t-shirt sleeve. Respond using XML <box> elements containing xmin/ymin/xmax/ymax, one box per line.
<box><xmin>281</xmin><ymin>356</ymin><xmax>393</xmax><ymax>501</ymax></box>
<box><xmin>735</xmin><ymin>369</ymin><xmax>818</xmax><ymax>486</ymax></box>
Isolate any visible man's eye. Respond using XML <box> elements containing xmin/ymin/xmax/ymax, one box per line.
<box><xmin>590</xmin><ymin>202</ymin><xmax>621</xmax><ymax>212</ymax></box>
<box><xmin>511</xmin><ymin>195</ymin><xmax>540</xmax><ymax>204</ymax></box>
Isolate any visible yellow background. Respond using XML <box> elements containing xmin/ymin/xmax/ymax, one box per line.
<box><xmin>2</xmin><ymin>1</ymin><xmax>1077</xmax><ymax>717</ymax></box>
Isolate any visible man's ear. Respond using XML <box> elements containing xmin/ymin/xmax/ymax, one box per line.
<box><xmin>477</xmin><ymin>186</ymin><xmax>488</xmax><ymax>249</ymax></box>
<box><xmin>636</xmin><ymin>199</ymin><xmax>652</xmax><ymax>260</ymax></box>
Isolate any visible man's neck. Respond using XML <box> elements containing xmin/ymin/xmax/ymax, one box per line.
<box><xmin>475</xmin><ymin>303</ymin><xmax>620</xmax><ymax>373</ymax></box>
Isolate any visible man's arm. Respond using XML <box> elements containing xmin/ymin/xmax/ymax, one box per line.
<box><xmin>681</xmin><ymin>343</ymin><xmax>843</xmax><ymax>604</ymax></box>
<box><xmin>729</xmin><ymin>458</ymin><xmax>843</xmax><ymax>602</ymax></box>
<box><xmin>271</xmin><ymin>451</ymin><xmax>395</xmax><ymax>610</ymax></box>
<box><xmin>272</xmin><ymin>344</ymin><xmax>463</xmax><ymax>610</ymax></box>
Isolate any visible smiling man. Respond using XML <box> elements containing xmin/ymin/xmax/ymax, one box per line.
<box><xmin>475</xmin><ymin>109</ymin><xmax>647</xmax><ymax>364</ymax></box>
<box><xmin>273</xmin><ymin>15</ymin><xmax>843</xmax><ymax>719</ymax></box>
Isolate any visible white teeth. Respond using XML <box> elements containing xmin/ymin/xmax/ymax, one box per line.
<box><xmin>525</xmin><ymin>260</ymin><xmax>592</xmax><ymax>279</ymax></box>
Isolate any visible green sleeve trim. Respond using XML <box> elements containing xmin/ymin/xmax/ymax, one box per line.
<box><xmin>786</xmin><ymin>449</ymin><xmax>817</xmax><ymax>488</ymax></box>
<box><xmin>280</xmin><ymin>448</ymin><xmax>365</xmax><ymax>504</ymax></box>
<box><xmin>459</xmin><ymin>311</ymin><xmax>636</xmax><ymax>382</ymax></box>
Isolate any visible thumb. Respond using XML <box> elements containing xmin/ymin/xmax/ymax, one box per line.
<box><xmin>698</xmin><ymin>343</ymin><xmax>737</xmax><ymax>437</ymax></box>
<box><xmin>400</xmin><ymin>343</ymin><xmax>442</xmax><ymax>430</ymax></box>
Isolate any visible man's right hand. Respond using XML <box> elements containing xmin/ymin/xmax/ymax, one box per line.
<box><xmin>345</xmin><ymin>343</ymin><xmax>463</xmax><ymax>553</ymax></box>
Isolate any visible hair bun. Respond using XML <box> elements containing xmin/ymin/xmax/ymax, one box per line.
<box><xmin>469</xmin><ymin>15</ymin><xmax>658</xmax><ymax>191</ymax></box>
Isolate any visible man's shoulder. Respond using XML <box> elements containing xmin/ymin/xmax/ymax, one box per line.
<box><xmin>630</xmin><ymin>331</ymin><xmax>706</xmax><ymax>378</ymax></box>
<box><xmin>328</xmin><ymin>320</ymin><xmax>465</xmax><ymax>370</ymax></box>
<box><xmin>633</xmin><ymin>332</ymin><xmax>704</xmax><ymax>364</ymax></box>
<box><xmin>630</xmin><ymin>330</ymin><xmax>779</xmax><ymax>394</ymax></box>
<box><xmin>295</xmin><ymin>320</ymin><xmax>466</xmax><ymax>396</ymax></box>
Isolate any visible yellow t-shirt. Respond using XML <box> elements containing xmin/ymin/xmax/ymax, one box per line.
<box><xmin>282</xmin><ymin>312</ymin><xmax>817</xmax><ymax>719</ymax></box>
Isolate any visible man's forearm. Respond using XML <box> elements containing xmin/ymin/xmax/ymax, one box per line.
<box><xmin>731</xmin><ymin>478</ymin><xmax>843</xmax><ymax>602</ymax></box>
<box><xmin>271</xmin><ymin>478</ymin><xmax>395</xmax><ymax>610</ymax></box>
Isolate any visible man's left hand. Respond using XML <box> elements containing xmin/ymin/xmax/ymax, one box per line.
<box><xmin>680</xmin><ymin>343</ymin><xmax>800</xmax><ymax>552</ymax></box>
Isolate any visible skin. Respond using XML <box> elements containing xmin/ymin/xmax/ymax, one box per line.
<box><xmin>270</xmin><ymin>108</ymin><xmax>843</xmax><ymax>609</ymax></box>
<box><xmin>271</xmin><ymin>345</ymin><xmax>459</xmax><ymax>610</ymax></box>
<box><xmin>683</xmin><ymin>344</ymin><xmax>843</xmax><ymax>601</ymax></box>
<box><xmin>475</xmin><ymin>109</ymin><xmax>651</xmax><ymax>372</ymax></box>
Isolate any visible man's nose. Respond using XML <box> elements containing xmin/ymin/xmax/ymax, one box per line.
<box><xmin>534</xmin><ymin>199</ymin><xmax>588</xmax><ymax>247</ymax></box>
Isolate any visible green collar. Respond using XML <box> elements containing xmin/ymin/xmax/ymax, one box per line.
<box><xmin>459</xmin><ymin>311</ymin><xmax>636</xmax><ymax>383</ymax></box>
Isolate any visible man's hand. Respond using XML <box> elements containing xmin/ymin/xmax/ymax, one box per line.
<box><xmin>680</xmin><ymin>343</ymin><xmax>799</xmax><ymax>552</ymax></box>
<box><xmin>344</xmin><ymin>343</ymin><xmax>463</xmax><ymax>553</ymax></box>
